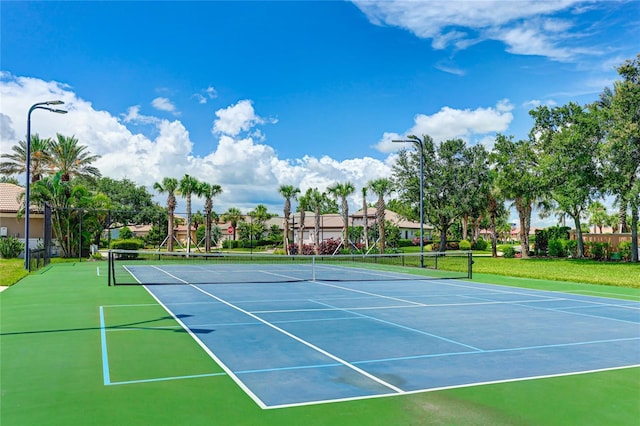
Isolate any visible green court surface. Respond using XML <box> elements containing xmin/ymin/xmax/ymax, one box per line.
<box><xmin>1</xmin><ymin>262</ymin><xmax>638</xmax><ymax>425</ymax></box>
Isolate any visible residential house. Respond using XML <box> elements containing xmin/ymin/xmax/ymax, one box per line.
<box><xmin>0</xmin><ymin>183</ymin><xmax>46</xmax><ymax>246</ymax></box>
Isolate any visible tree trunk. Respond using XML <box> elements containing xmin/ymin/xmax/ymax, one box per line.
<box><xmin>342</xmin><ymin>198</ymin><xmax>349</xmax><ymax>247</ymax></box>
<box><xmin>490</xmin><ymin>212</ymin><xmax>498</xmax><ymax>258</ymax></box>
<box><xmin>631</xmin><ymin>203</ymin><xmax>639</xmax><ymax>262</ymax></box>
<box><xmin>283</xmin><ymin>216</ymin><xmax>289</xmax><ymax>255</ymax></box>
<box><xmin>299</xmin><ymin>211</ymin><xmax>305</xmax><ymax>252</ymax></box>
<box><xmin>205</xmin><ymin>213</ymin><xmax>211</xmax><ymax>252</ymax></box>
<box><xmin>515</xmin><ymin>197</ymin><xmax>532</xmax><ymax>259</ymax></box>
<box><xmin>363</xmin><ymin>198</ymin><xmax>369</xmax><ymax>250</ymax></box>
<box><xmin>377</xmin><ymin>199</ymin><xmax>385</xmax><ymax>253</ymax></box>
<box><xmin>439</xmin><ymin>216</ymin><xmax>448</xmax><ymax>252</ymax></box>
<box><xmin>573</xmin><ymin>214</ymin><xmax>585</xmax><ymax>258</ymax></box>
<box><xmin>461</xmin><ymin>215</ymin><xmax>468</xmax><ymax>241</ymax></box>
<box><xmin>619</xmin><ymin>203</ymin><xmax>628</xmax><ymax>233</ymax></box>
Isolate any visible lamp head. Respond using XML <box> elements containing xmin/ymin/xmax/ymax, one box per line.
<box><xmin>46</xmin><ymin>100</ymin><xmax>64</xmax><ymax>106</ymax></box>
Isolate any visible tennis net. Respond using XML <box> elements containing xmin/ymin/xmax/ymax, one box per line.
<box><xmin>107</xmin><ymin>249</ymin><xmax>473</xmax><ymax>286</ymax></box>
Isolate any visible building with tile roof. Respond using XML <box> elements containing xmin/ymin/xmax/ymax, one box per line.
<box><xmin>0</xmin><ymin>182</ymin><xmax>46</xmax><ymax>243</ymax></box>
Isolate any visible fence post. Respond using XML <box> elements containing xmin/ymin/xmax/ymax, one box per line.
<box><xmin>107</xmin><ymin>250</ymin><xmax>112</xmax><ymax>286</ymax></box>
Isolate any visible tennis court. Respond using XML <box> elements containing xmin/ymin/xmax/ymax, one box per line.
<box><xmin>101</xmin><ymin>252</ymin><xmax>640</xmax><ymax>409</ymax></box>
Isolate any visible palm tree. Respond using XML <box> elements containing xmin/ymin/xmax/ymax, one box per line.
<box><xmin>0</xmin><ymin>135</ymin><xmax>52</xmax><ymax>182</ymax></box>
<box><xmin>306</xmin><ymin>188</ymin><xmax>325</xmax><ymax>253</ymax></box>
<box><xmin>200</xmin><ymin>182</ymin><xmax>223</xmax><ymax>252</ymax></box>
<box><xmin>221</xmin><ymin>207</ymin><xmax>243</xmax><ymax>241</ymax></box>
<box><xmin>368</xmin><ymin>178</ymin><xmax>394</xmax><ymax>254</ymax></box>
<box><xmin>49</xmin><ymin>134</ymin><xmax>101</xmax><ymax>181</ymax></box>
<box><xmin>178</xmin><ymin>174</ymin><xmax>201</xmax><ymax>252</ymax></box>
<box><xmin>153</xmin><ymin>177</ymin><xmax>179</xmax><ymax>252</ymax></box>
<box><xmin>279</xmin><ymin>184</ymin><xmax>300</xmax><ymax>254</ymax></box>
<box><xmin>587</xmin><ymin>201</ymin><xmax>609</xmax><ymax>234</ymax></box>
<box><xmin>27</xmin><ymin>171</ymin><xmax>92</xmax><ymax>258</ymax></box>
<box><xmin>327</xmin><ymin>181</ymin><xmax>355</xmax><ymax>249</ymax></box>
<box><xmin>247</xmin><ymin>204</ymin><xmax>276</xmax><ymax>242</ymax></box>
<box><xmin>362</xmin><ymin>186</ymin><xmax>369</xmax><ymax>249</ymax></box>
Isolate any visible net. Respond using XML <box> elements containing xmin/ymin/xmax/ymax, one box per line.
<box><xmin>107</xmin><ymin>250</ymin><xmax>473</xmax><ymax>286</ymax></box>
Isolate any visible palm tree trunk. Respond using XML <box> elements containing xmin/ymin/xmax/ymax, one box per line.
<box><xmin>168</xmin><ymin>207</ymin><xmax>175</xmax><ymax>252</ymax></box>
<box><xmin>186</xmin><ymin>195</ymin><xmax>192</xmax><ymax>253</ymax></box>
<box><xmin>299</xmin><ymin>211</ymin><xmax>305</xmax><ymax>253</ymax></box>
<box><xmin>363</xmin><ymin>197</ymin><xmax>369</xmax><ymax>250</ymax></box>
<box><xmin>205</xmin><ymin>213</ymin><xmax>211</xmax><ymax>252</ymax></box>
<box><xmin>377</xmin><ymin>198</ymin><xmax>385</xmax><ymax>253</ymax></box>
<box><xmin>283</xmin><ymin>216</ymin><xmax>289</xmax><ymax>255</ymax></box>
<box><xmin>619</xmin><ymin>203</ymin><xmax>628</xmax><ymax>233</ymax></box>
<box><xmin>490</xmin><ymin>211</ymin><xmax>498</xmax><ymax>257</ymax></box>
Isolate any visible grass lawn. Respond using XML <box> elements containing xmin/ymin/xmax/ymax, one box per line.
<box><xmin>471</xmin><ymin>256</ymin><xmax>640</xmax><ymax>288</ymax></box>
<box><xmin>0</xmin><ymin>258</ymin><xmax>28</xmax><ymax>286</ymax></box>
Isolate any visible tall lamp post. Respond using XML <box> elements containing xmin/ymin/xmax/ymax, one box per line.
<box><xmin>24</xmin><ymin>100</ymin><xmax>67</xmax><ymax>270</ymax></box>
<box><xmin>393</xmin><ymin>135</ymin><xmax>424</xmax><ymax>268</ymax></box>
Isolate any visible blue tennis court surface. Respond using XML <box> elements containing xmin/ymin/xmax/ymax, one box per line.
<box><xmin>116</xmin><ymin>271</ymin><xmax>640</xmax><ymax>409</ymax></box>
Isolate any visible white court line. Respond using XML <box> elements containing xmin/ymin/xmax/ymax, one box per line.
<box><xmin>250</xmin><ymin>298</ymin><xmax>569</xmax><ymax>314</ymax></box>
<box><xmin>565</xmin><ymin>289</ymin><xmax>640</xmax><ymax>300</ymax></box>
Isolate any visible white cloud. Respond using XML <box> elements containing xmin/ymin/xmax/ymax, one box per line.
<box><xmin>193</xmin><ymin>86</ymin><xmax>218</xmax><ymax>104</ymax></box>
<box><xmin>523</xmin><ymin>99</ymin><xmax>557</xmax><ymax>109</ymax></box>
<box><xmin>352</xmin><ymin>0</ymin><xmax>593</xmax><ymax>61</ymax></box>
<box><xmin>122</xmin><ymin>105</ymin><xmax>160</xmax><ymax>124</ymax></box>
<box><xmin>373</xmin><ymin>101</ymin><xmax>514</xmax><ymax>153</ymax></box>
<box><xmin>0</xmin><ymin>73</ymin><xmax>391</xmax><ymax>215</ymax></box>
<box><xmin>212</xmin><ymin>99</ymin><xmax>267</xmax><ymax>137</ymax></box>
<box><xmin>151</xmin><ymin>97</ymin><xmax>179</xmax><ymax>115</ymax></box>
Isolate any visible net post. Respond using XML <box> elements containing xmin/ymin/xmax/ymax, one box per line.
<box><xmin>311</xmin><ymin>255</ymin><xmax>316</xmax><ymax>281</ymax></box>
<box><xmin>468</xmin><ymin>251</ymin><xmax>473</xmax><ymax>279</ymax></box>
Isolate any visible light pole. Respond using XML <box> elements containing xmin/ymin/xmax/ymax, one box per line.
<box><xmin>393</xmin><ymin>135</ymin><xmax>424</xmax><ymax>267</ymax></box>
<box><xmin>24</xmin><ymin>100</ymin><xmax>67</xmax><ymax>270</ymax></box>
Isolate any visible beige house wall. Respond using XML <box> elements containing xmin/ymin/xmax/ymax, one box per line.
<box><xmin>0</xmin><ymin>212</ymin><xmax>45</xmax><ymax>239</ymax></box>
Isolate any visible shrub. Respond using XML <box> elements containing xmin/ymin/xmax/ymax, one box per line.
<box><xmin>472</xmin><ymin>237</ymin><xmax>488</xmax><ymax>251</ymax></box>
<box><xmin>534</xmin><ymin>229</ymin><xmax>548</xmax><ymax>255</ymax></box>
<box><xmin>502</xmin><ymin>246</ymin><xmax>516</xmax><ymax>258</ymax></box>
<box><xmin>565</xmin><ymin>240</ymin><xmax>577</xmax><ymax>258</ymax></box>
<box><xmin>110</xmin><ymin>239</ymin><xmax>144</xmax><ymax>259</ymax></box>
<box><xmin>89</xmin><ymin>252</ymin><xmax>103</xmax><ymax>261</ymax></box>
<box><xmin>288</xmin><ymin>243</ymin><xmax>315</xmax><ymax>255</ymax></box>
<box><xmin>110</xmin><ymin>239</ymin><xmax>144</xmax><ymax>250</ymax></box>
<box><xmin>0</xmin><ymin>236</ymin><xmax>24</xmax><ymax>259</ymax></box>
<box><xmin>587</xmin><ymin>242</ymin><xmax>610</xmax><ymax>261</ymax></box>
<box><xmin>223</xmin><ymin>240</ymin><xmax>238</xmax><ymax>249</ymax></box>
<box><xmin>119</xmin><ymin>226</ymin><xmax>133</xmax><ymax>240</ymax></box>
<box><xmin>459</xmin><ymin>240</ymin><xmax>472</xmax><ymax>250</ymax></box>
<box><xmin>548</xmin><ymin>239</ymin><xmax>566</xmax><ymax>257</ymax></box>
<box><xmin>548</xmin><ymin>226</ymin><xmax>571</xmax><ymax>241</ymax></box>
<box><xmin>318</xmin><ymin>238</ymin><xmax>341</xmax><ymax>255</ymax></box>
<box><xmin>445</xmin><ymin>241</ymin><xmax>460</xmax><ymax>250</ymax></box>
<box><xmin>618</xmin><ymin>241</ymin><xmax>632</xmax><ymax>261</ymax></box>
<box><xmin>398</xmin><ymin>239</ymin><xmax>414</xmax><ymax>247</ymax></box>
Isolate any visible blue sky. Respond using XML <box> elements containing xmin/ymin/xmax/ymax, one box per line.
<box><xmin>1</xmin><ymin>1</ymin><xmax>638</xmax><ymax>225</ymax></box>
